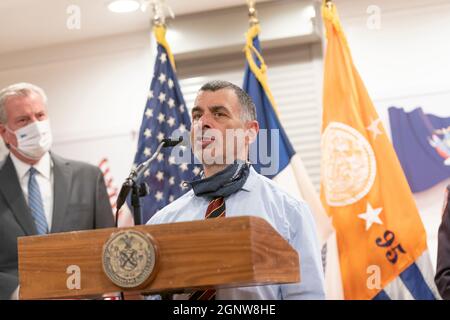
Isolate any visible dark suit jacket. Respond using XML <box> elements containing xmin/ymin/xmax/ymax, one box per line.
<box><xmin>0</xmin><ymin>153</ymin><xmax>115</xmax><ymax>299</ymax></box>
<box><xmin>436</xmin><ymin>184</ymin><xmax>450</xmax><ymax>300</ymax></box>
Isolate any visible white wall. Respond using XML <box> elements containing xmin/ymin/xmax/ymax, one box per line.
<box><xmin>334</xmin><ymin>0</ymin><xmax>450</xmax><ymax>268</ymax></box>
<box><xmin>0</xmin><ymin>31</ymin><xmax>154</xmax><ymax>183</ymax></box>
<box><xmin>168</xmin><ymin>0</ymin><xmax>320</xmax><ymax>60</ymax></box>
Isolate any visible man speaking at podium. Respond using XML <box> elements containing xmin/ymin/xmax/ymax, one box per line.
<box><xmin>148</xmin><ymin>81</ymin><xmax>325</xmax><ymax>300</ymax></box>
<box><xmin>0</xmin><ymin>83</ymin><xmax>115</xmax><ymax>299</ymax></box>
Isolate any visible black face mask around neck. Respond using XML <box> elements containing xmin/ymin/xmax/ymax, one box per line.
<box><xmin>188</xmin><ymin>160</ymin><xmax>250</xmax><ymax>199</ymax></box>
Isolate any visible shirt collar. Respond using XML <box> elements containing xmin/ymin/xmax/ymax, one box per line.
<box><xmin>240</xmin><ymin>165</ymin><xmax>258</xmax><ymax>192</ymax></box>
<box><xmin>10</xmin><ymin>152</ymin><xmax>52</xmax><ymax>180</ymax></box>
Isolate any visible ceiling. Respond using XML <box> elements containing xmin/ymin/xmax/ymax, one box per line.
<box><xmin>0</xmin><ymin>0</ymin><xmax>273</xmax><ymax>55</ymax></box>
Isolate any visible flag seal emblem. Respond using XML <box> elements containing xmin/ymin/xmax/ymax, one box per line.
<box><xmin>102</xmin><ymin>230</ymin><xmax>159</xmax><ymax>289</ymax></box>
<box><xmin>428</xmin><ymin>126</ymin><xmax>450</xmax><ymax>166</ymax></box>
<box><xmin>321</xmin><ymin>122</ymin><xmax>376</xmax><ymax>207</ymax></box>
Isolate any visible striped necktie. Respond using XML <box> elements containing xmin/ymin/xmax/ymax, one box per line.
<box><xmin>28</xmin><ymin>167</ymin><xmax>48</xmax><ymax>235</ymax></box>
<box><xmin>205</xmin><ymin>197</ymin><xmax>225</xmax><ymax>219</ymax></box>
<box><xmin>189</xmin><ymin>197</ymin><xmax>225</xmax><ymax>300</ymax></box>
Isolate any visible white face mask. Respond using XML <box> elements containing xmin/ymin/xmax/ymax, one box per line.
<box><xmin>7</xmin><ymin>120</ymin><xmax>53</xmax><ymax>160</ymax></box>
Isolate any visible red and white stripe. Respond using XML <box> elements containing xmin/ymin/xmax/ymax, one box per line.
<box><xmin>98</xmin><ymin>158</ymin><xmax>134</xmax><ymax>227</ymax></box>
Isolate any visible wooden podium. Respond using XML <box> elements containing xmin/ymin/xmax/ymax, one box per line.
<box><xmin>17</xmin><ymin>216</ymin><xmax>300</xmax><ymax>299</ymax></box>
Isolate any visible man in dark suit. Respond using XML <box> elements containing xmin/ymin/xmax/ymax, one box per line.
<box><xmin>0</xmin><ymin>83</ymin><xmax>115</xmax><ymax>299</ymax></box>
<box><xmin>436</xmin><ymin>184</ymin><xmax>450</xmax><ymax>299</ymax></box>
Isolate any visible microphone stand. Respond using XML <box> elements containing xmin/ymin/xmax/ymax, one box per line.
<box><xmin>113</xmin><ymin>136</ymin><xmax>183</xmax><ymax>301</ymax></box>
<box><xmin>115</xmin><ymin>136</ymin><xmax>183</xmax><ymax>227</ymax></box>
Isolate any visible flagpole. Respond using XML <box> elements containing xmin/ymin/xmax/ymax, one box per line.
<box><xmin>244</xmin><ymin>0</ymin><xmax>281</xmax><ymax>115</ymax></box>
<box><xmin>150</xmin><ymin>0</ymin><xmax>176</xmax><ymax>70</ymax></box>
<box><xmin>150</xmin><ymin>0</ymin><xmax>164</xmax><ymax>27</ymax></box>
<box><xmin>246</xmin><ymin>0</ymin><xmax>259</xmax><ymax>26</ymax></box>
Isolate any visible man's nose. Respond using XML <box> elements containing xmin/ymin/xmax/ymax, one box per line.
<box><xmin>202</xmin><ymin>122</ymin><xmax>211</xmax><ymax>130</ymax></box>
<box><xmin>197</xmin><ymin>114</ymin><xmax>213</xmax><ymax>130</ymax></box>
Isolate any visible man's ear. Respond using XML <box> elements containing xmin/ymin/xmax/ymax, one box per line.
<box><xmin>0</xmin><ymin>123</ymin><xmax>6</xmax><ymax>138</ymax></box>
<box><xmin>0</xmin><ymin>123</ymin><xmax>9</xmax><ymax>146</ymax></box>
<box><xmin>245</xmin><ymin>120</ymin><xmax>259</xmax><ymax>144</ymax></box>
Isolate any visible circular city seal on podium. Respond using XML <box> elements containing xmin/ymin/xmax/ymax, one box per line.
<box><xmin>102</xmin><ymin>230</ymin><xmax>158</xmax><ymax>289</ymax></box>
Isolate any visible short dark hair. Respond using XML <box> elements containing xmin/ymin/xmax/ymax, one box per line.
<box><xmin>199</xmin><ymin>80</ymin><xmax>257</xmax><ymax>121</ymax></box>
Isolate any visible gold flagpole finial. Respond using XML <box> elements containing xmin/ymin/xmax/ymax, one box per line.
<box><xmin>149</xmin><ymin>0</ymin><xmax>175</xmax><ymax>27</ymax></box>
<box><xmin>149</xmin><ymin>0</ymin><xmax>176</xmax><ymax>69</ymax></box>
<box><xmin>150</xmin><ymin>1</ymin><xmax>165</xmax><ymax>27</ymax></box>
<box><xmin>247</xmin><ymin>0</ymin><xmax>259</xmax><ymax>26</ymax></box>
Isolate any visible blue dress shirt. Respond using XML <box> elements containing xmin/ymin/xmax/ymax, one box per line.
<box><xmin>147</xmin><ymin>166</ymin><xmax>325</xmax><ymax>300</ymax></box>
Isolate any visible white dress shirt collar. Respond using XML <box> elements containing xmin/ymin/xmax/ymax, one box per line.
<box><xmin>9</xmin><ymin>152</ymin><xmax>52</xmax><ymax>179</ymax></box>
<box><xmin>240</xmin><ymin>166</ymin><xmax>257</xmax><ymax>192</ymax></box>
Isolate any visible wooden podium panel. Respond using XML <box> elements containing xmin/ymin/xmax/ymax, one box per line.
<box><xmin>18</xmin><ymin>216</ymin><xmax>300</xmax><ymax>299</ymax></box>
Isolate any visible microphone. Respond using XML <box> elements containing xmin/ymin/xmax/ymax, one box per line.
<box><xmin>115</xmin><ymin>178</ymin><xmax>132</xmax><ymax>215</ymax></box>
<box><xmin>162</xmin><ymin>136</ymin><xmax>184</xmax><ymax>148</ymax></box>
<box><xmin>115</xmin><ymin>134</ymin><xmax>190</xmax><ymax>221</ymax></box>
<box><xmin>162</xmin><ymin>133</ymin><xmax>192</xmax><ymax>148</ymax></box>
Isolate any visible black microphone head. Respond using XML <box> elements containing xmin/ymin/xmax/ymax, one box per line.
<box><xmin>162</xmin><ymin>136</ymin><xmax>183</xmax><ymax>148</ymax></box>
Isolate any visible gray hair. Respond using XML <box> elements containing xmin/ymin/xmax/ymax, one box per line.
<box><xmin>0</xmin><ymin>82</ymin><xmax>48</xmax><ymax>124</ymax></box>
<box><xmin>199</xmin><ymin>80</ymin><xmax>257</xmax><ymax>122</ymax></box>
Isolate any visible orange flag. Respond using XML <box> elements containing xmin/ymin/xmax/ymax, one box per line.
<box><xmin>320</xmin><ymin>2</ymin><xmax>437</xmax><ymax>299</ymax></box>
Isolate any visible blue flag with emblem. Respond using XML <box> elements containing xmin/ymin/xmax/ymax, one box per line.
<box><xmin>132</xmin><ymin>25</ymin><xmax>201</xmax><ymax>224</ymax></box>
<box><xmin>389</xmin><ymin>107</ymin><xmax>450</xmax><ymax>193</ymax></box>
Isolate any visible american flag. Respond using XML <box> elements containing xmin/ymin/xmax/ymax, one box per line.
<box><xmin>98</xmin><ymin>158</ymin><xmax>134</xmax><ymax>227</ymax></box>
<box><xmin>132</xmin><ymin>35</ymin><xmax>201</xmax><ymax>224</ymax></box>
<box><xmin>98</xmin><ymin>158</ymin><xmax>118</xmax><ymax>206</ymax></box>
